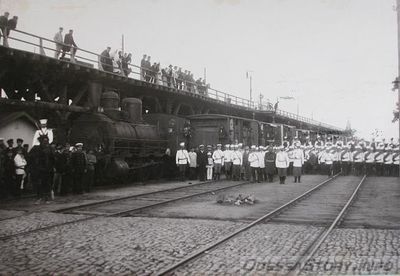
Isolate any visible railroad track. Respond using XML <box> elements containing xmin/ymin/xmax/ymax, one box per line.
<box><xmin>0</xmin><ymin>179</ymin><xmax>253</xmax><ymax>241</ymax></box>
<box><xmin>156</xmin><ymin>174</ymin><xmax>367</xmax><ymax>276</ymax></box>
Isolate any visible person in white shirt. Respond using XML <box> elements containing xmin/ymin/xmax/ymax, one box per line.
<box><xmin>206</xmin><ymin>152</ymin><xmax>214</xmax><ymax>180</ymax></box>
<box><xmin>248</xmin><ymin>146</ymin><xmax>260</xmax><ymax>183</ymax></box>
<box><xmin>188</xmin><ymin>148</ymin><xmax>197</xmax><ymax>180</ymax></box>
<box><xmin>292</xmin><ymin>143</ymin><xmax>304</xmax><ymax>183</ymax></box>
<box><xmin>54</xmin><ymin>27</ymin><xmax>63</xmax><ymax>58</ymax></box>
<box><xmin>322</xmin><ymin>148</ymin><xmax>334</xmax><ymax>177</ymax></box>
<box><xmin>275</xmin><ymin>146</ymin><xmax>289</xmax><ymax>184</ymax></box>
<box><xmin>231</xmin><ymin>145</ymin><xmax>242</xmax><ymax>181</ymax></box>
<box><xmin>340</xmin><ymin>146</ymin><xmax>352</xmax><ymax>176</ymax></box>
<box><xmin>14</xmin><ymin>147</ymin><xmax>27</xmax><ymax>196</ymax></box>
<box><xmin>212</xmin><ymin>144</ymin><xmax>224</xmax><ymax>180</ymax></box>
<box><xmin>175</xmin><ymin>142</ymin><xmax>190</xmax><ymax>181</ymax></box>
<box><xmin>352</xmin><ymin>145</ymin><xmax>364</xmax><ymax>176</ymax></box>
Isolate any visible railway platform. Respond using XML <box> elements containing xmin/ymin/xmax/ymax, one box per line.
<box><xmin>0</xmin><ymin>175</ymin><xmax>399</xmax><ymax>275</ymax></box>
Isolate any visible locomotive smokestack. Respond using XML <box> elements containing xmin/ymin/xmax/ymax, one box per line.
<box><xmin>122</xmin><ymin>98</ymin><xmax>142</xmax><ymax>122</ymax></box>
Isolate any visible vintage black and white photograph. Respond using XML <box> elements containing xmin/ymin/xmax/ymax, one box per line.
<box><xmin>0</xmin><ymin>0</ymin><xmax>399</xmax><ymax>275</ymax></box>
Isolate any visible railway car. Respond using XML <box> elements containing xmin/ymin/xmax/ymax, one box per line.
<box><xmin>69</xmin><ymin>91</ymin><xmax>167</xmax><ymax>181</ymax></box>
<box><xmin>188</xmin><ymin>114</ymin><xmax>288</xmax><ymax>147</ymax></box>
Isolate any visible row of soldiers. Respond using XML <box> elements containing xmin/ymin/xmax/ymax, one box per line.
<box><xmin>175</xmin><ymin>140</ymin><xmax>400</xmax><ymax>184</ymax></box>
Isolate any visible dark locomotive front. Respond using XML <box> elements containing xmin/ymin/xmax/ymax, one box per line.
<box><xmin>69</xmin><ymin>91</ymin><xmax>167</xmax><ymax>180</ymax></box>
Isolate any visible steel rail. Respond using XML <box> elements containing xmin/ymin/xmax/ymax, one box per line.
<box><xmin>0</xmin><ymin>180</ymin><xmax>253</xmax><ymax>241</ymax></box>
<box><xmin>287</xmin><ymin>174</ymin><xmax>367</xmax><ymax>276</ymax></box>
<box><xmin>156</xmin><ymin>173</ymin><xmax>341</xmax><ymax>276</ymax></box>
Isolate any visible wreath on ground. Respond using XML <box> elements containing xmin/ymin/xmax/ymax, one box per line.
<box><xmin>216</xmin><ymin>194</ymin><xmax>257</xmax><ymax>206</ymax></box>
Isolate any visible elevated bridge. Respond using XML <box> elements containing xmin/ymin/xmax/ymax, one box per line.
<box><xmin>0</xmin><ymin>29</ymin><xmax>344</xmax><ymax>143</ymax></box>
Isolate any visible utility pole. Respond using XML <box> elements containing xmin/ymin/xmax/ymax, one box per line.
<box><xmin>246</xmin><ymin>71</ymin><xmax>253</xmax><ymax>106</ymax></box>
<box><xmin>397</xmin><ymin>0</ymin><xmax>400</xmax><ymax>176</ymax></box>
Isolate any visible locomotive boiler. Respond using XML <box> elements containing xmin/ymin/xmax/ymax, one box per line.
<box><xmin>69</xmin><ymin>91</ymin><xmax>168</xmax><ymax>180</ymax></box>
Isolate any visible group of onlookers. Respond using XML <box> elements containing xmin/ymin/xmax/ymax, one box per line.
<box><xmin>0</xmin><ymin>136</ymin><xmax>107</xmax><ymax>203</ymax></box>
<box><xmin>169</xmin><ymin>137</ymin><xmax>400</xmax><ymax>184</ymax></box>
<box><xmin>99</xmin><ymin>46</ymin><xmax>132</xmax><ymax>76</ymax></box>
<box><xmin>0</xmin><ymin>12</ymin><xmax>18</xmax><ymax>46</ymax></box>
<box><xmin>140</xmin><ymin>55</ymin><xmax>209</xmax><ymax>95</ymax></box>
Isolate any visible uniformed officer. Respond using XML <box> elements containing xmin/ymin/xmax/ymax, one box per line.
<box><xmin>32</xmin><ymin>119</ymin><xmax>54</xmax><ymax>146</ymax></box>
<box><xmin>275</xmin><ymin>146</ymin><xmax>289</xmax><ymax>184</ymax></box>
<box><xmin>374</xmin><ymin>144</ymin><xmax>385</xmax><ymax>176</ymax></box>
<box><xmin>223</xmin><ymin>144</ymin><xmax>232</xmax><ymax>180</ymax></box>
<box><xmin>383</xmin><ymin>147</ymin><xmax>394</xmax><ymax>176</ymax></box>
<box><xmin>352</xmin><ymin>145</ymin><xmax>364</xmax><ymax>176</ymax></box>
<box><xmin>340</xmin><ymin>145</ymin><xmax>352</xmax><ymax>176</ymax></box>
<box><xmin>175</xmin><ymin>142</ymin><xmax>190</xmax><ymax>181</ymax></box>
<box><xmin>197</xmin><ymin>145</ymin><xmax>208</xmax><ymax>182</ymax></box>
<box><xmin>321</xmin><ymin>147</ymin><xmax>334</xmax><ymax>177</ymax></box>
<box><xmin>292</xmin><ymin>142</ymin><xmax>304</xmax><ymax>183</ymax></box>
<box><xmin>264</xmin><ymin>146</ymin><xmax>276</xmax><ymax>182</ymax></box>
<box><xmin>257</xmin><ymin>146</ymin><xmax>266</xmax><ymax>181</ymax></box>
<box><xmin>212</xmin><ymin>144</ymin><xmax>224</xmax><ymax>180</ymax></box>
<box><xmin>241</xmin><ymin>146</ymin><xmax>250</xmax><ymax>181</ymax></box>
<box><xmin>248</xmin><ymin>146</ymin><xmax>260</xmax><ymax>183</ymax></box>
<box><xmin>231</xmin><ymin>144</ymin><xmax>242</xmax><ymax>181</ymax></box>
<box><xmin>364</xmin><ymin>146</ymin><xmax>376</xmax><ymax>176</ymax></box>
<box><xmin>392</xmin><ymin>146</ymin><xmax>399</xmax><ymax>177</ymax></box>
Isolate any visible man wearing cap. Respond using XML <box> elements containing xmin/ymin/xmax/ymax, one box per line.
<box><xmin>5</xmin><ymin>138</ymin><xmax>14</xmax><ymax>156</ymax></box>
<box><xmin>383</xmin><ymin>147</ymin><xmax>394</xmax><ymax>176</ymax></box>
<box><xmin>231</xmin><ymin>144</ymin><xmax>242</xmax><ymax>181</ymax></box>
<box><xmin>276</xmin><ymin>146</ymin><xmax>289</xmax><ymax>184</ymax></box>
<box><xmin>257</xmin><ymin>146</ymin><xmax>266</xmax><ymax>182</ymax></box>
<box><xmin>188</xmin><ymin>147</ymin><xmax>197</xmax><ymax>180</ymax></box>
<box><xmin>264</xmin><ymin>146</ymin><xmax>276</xmax><ymax>182</ymax></box>
<box><xmin>248</xmin><ymin>146</ymin><xmax>260</xmax><ymax>183</ymax></box>
<box><xmin>223</xmin><ymin>144</ymin><xmax>233</xmax><ymax>180</ymax></box>
<box><xmin>374</xmin><ymin>145</ymin><xmax>385</xmax><ymax>176</ymax></box>
<box><xmin>292</xmin><ymin>143</ymin><xmax>304</xmax><ymax>183</ymax></box>
<box><xmin>241</xmin><ymin>146</ymin><xmax>251</xmax><ymax>181</ymax></box>
<box><xmin>70</xmin><ymin>143</ymin><xmax>87</xmax><ymax>194</ymax></box>
<box><xmin>28</xmin><ymin>135</ymin><xmax>54</xmax><ymax>203</ymax></box>
<box><xmin>392</xmin><ymin>147</ymin><xmax>399</xmax><ymax>177</ymax></box>
<box><xmin>340</xmin><ymin>146</ymin><xmax>352</xmax><ymax>176</ymax></box>
<box><xmin>32</xmin><ymin>119</ymin><xmax>54</xmax><ymax>146</ymax></box>
<box><xmin>364</xmin><ymin>147</ymin><xmax>376</xmax><ymax>176</ymax></box>
<box><xmin>352</xmin><ymin>145</ymin><xmax>364</xmax><ymax>176</ymax></box>
<box><xmin>212</xmin><ymin>144</ymin><xmax>224</xmax><ymax>180</ymax></box>
<box><xmin>197</xmin><ymin>145</ymin><xmax>208</xmax><ymax>181</ymax></box>
<box><xmin>176</xmin><ymin>142</ymin><xmax>190</xmax><ymax>181</ymax></box>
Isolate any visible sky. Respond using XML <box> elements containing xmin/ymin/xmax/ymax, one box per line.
<box><xmin>1</xmin><ymin>0</ymin><xmax>399</xmax><ymax>140</ymax></box>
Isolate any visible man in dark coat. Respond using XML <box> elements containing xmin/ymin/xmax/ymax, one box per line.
<box><xmin>28</xmin><ymin>135</ymin><xmax>54</xmax><ymax>203</ymax></box>
<box><xmin>61</xmin><ymin>29</ymin><xmax>78</xmax><ymax>59</ymax></box>
<box><xmin>100</xmin><ymin>47</ymin><xmax>113</xmax><ymax>72</ymax></box>
<box><xmin>264</xmin><ymin>146</ymin><xmax>276</xmax><ymax>182</ymax></box>
<box><xmin>5</xmin><ymin>139</ymin><xmax>14</xmax><ymax>156</ymax></box>
<box><xmin>6</xmin><ymin>15</ymin><xmax>17</xmax><ymax>36</ymax></box>
<box><xmin>197</xmin><ymin>145</ymin><xmax>208</xmax><ymax>181</ymax></box>
<box><xmin>0</xmin><ymin>12</ymin><xmax>9</xmax><ymax>43</ymax></box>
<box><xmin>70</xmin><ymin>143</ymin><xmax>87</xmax><ymax>194</ymax></box>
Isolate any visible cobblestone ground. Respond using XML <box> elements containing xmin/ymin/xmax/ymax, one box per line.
<box><xmin>0</xmin><ymin>212</ymin><xmax>90</xmax><ymax>238</ymax></box>
<box><xmin>301</xmin><ymin>229</ymin><xmax>400</xmax><ymax>275</ymax></box>
<box><xmin>0</xmin><ymin>217</ymin><xmax>244</xmax><ymax>275</ymax></box>
<box><xmin>172</xmin><ymin>223</ymin><xmax>323</xmax><ymax>275</ymax></box>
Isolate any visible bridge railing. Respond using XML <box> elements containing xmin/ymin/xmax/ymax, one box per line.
<box><xmin>1</xmin><ymin>29</ymin><xmax>343</xmax><ymax>132</ymax></box>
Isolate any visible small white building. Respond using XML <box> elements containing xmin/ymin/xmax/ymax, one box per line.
<box><xmin>0</xmin><ymin>112</ymin><xmax>38</xmax><ymax>151</ymax></box>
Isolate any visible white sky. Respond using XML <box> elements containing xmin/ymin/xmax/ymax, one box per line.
<box><xmin>1</xmin><ymin>0</ymin><xmax>399</xmax><ymax>140</ymax></box>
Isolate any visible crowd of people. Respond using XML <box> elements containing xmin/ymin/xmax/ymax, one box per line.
<box><xmin>0</xmin><ymin>135</ymin><xmax>107</xmax><ymax>203</ymax></box>
<box><xmin>170</xmin><ymin>137</ymin><xmax>400</xmax><ymax>184</ymax></box>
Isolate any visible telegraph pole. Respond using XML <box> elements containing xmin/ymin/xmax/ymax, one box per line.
<box><xmin>397</xmin><ymin>0</ymin><xmax>400</xmax><ymax>176</ymax></box>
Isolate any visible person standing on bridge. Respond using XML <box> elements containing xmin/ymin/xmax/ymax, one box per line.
<box><xmin>100</xmin><ymin>47</ymin><xmax>113</xmax><ymax>72</ymax></box>
<box><xmin>53</xmin><ymin>27</ymin><xmax>63</xmax><ymax>59</ymax></box>
<box><xmin>6</xmin><ymin>15</ymin><xmax>17</xmax><ymax>37</ymax></box>
<box><xmin>61</xmin><ymin>29</ymin><xmax>77</xmax><ymax>60</ymax></box>
<box><xmin>0</xmin><ymin>12</ymin><xmax>9</xmax><ymax>45</ymax></box>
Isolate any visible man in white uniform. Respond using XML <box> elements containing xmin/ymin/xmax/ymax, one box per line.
<box><xmin>175</xmin><ymin>142</ymin><xmax>190</xmax><ymax>181</ymax></box>
<box><xmin>32</xmin><ymin>119</ymin><xmax>54</xmax><ymax>146</ymax></box>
